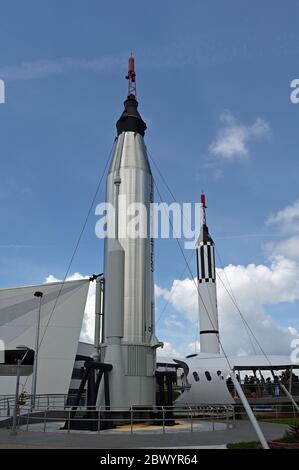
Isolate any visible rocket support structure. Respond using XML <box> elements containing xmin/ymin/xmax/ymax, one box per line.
<box><xmin>96</xmin><ymin>59</ymin><xmax>161</xmax><ymax>408</ymax></box>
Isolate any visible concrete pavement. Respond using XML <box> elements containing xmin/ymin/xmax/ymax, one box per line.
<box><xmin>0</xmin><ymin>421</ymin><xmax>288</xmax><ymax>448</ymax></box>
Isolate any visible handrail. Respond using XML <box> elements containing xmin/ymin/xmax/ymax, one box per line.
<box><xmin>3</xmin><ymin>399</ymin><xmax>298</xmax><ymax>436</ymax></box>
<box><xmin>16</xmin><ymin>405</ymin><xmax>235</xmax><ymax>435</ymax></box>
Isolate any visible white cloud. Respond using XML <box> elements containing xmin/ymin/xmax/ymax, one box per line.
<box><xmin>267</xmin><ymin>198</ymin><xmax>299</xmax><ymax>233</ymax></box>
<box><xmin>45</xmin><ymin>272</ymin><xmax>89</xmax><ymax>283</ymax></box>
<box><xmin>185</xmin><ymin>341</ymin><xmax>201</xmax><ymax>355</ymax></box>
<box><xmin>217</xmin><ymin>258</ymin><xmax>299</xmax><ymax>356</ymax></box>
<box><xmin>0</xmin><ymin>56</ymin><xmax>125</xmax><ymax>81</ymax></box>
<box><xmin>157</xmin><ymin>341</ymin><xmax>181</xmax><ymax>359</ymax></box>
<box><xmin>267</xmin><ymin>235</ymin><xmax>299</xmax><ymax>261</ymax></box>
<box><xmin>209</xmin><ymin>111</ymin><xmax>270</xmax><ymax>161</ymax></box>
<box><xmin>155</xmin><ymin>284</ymin><xmax>170</xmax><ymax>300</ymax></box>
<box><xmin>157</xmin><ymin>278</ymin><xmax>198</xmax><ymax>324</ymax></box>
<box><xmin>266</xmin><ymin>199</ymin><xmax>299</xmax><ymax>260</ymax></box>
<box><xmin>164</xmin><ymin>314</ymin><xmax>185</xmax><ymax>329</ymax></box>
<box><xmin>157</xmin><ymin>256</ymin><xmax>299</xmax><ymax>356</ymax></box>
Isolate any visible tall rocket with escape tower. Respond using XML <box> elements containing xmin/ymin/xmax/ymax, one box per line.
<box><xmin>196</xmin><ymin>193</ymin><xmax>220</xmax><ymax>354</ymax></box>
<box><xmin>95</xmin><ymin>56</ymin><xmax>162</xmax><ymax>408</ymax></box>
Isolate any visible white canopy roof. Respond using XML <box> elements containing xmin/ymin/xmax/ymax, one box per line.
<box><xmin>0</xmin><ymin>278</ymin><xmax>90</xmax><ymax>395</ymax></box>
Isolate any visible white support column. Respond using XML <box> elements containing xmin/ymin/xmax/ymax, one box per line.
<box><xmin>289</xmin><ymin>366</ymin><xmax>293</xmax><ymax>393</ymax></box>
<box><xmin>94</xmin><ymin>276</ymin><xmax>103</xmax><ymax>361</ymax></box>
<box><xmin>31</xmin><ymin>291</ymin><xmax>43</xmax><ymax>409</ymax></box>
<box><xmin>280</xmin><ymin>382</ymin><xmax>299</xmax><ymax>413</ymax></box>
<box><xmin>229</xmin><ymin>371</ymin><xmax>269</xmax><ymax>449</ymax></box>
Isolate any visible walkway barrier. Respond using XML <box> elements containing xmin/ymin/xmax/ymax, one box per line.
<box><xmin>1</xmin><ymin>393</ymin><xmax>298</xmax><ymax>435</ymax></box>
<box><xmin>0</xmin><ymin>400</ymin><xmax>234</xmax><ymax>434</ymax></box>
<box><xmin>232</xmin><ymin>402</ymin><xmax>299</xmax><ymax>421</ymax></box>
<box><xmin>228</xmin><ymin>382</ymin><xmax>299</xmax><ymax>399</ymax></box>
<box><xmin>0</xmin><ymin>393</ymin><xmax>78</xmax><ymax>415</ymax></box>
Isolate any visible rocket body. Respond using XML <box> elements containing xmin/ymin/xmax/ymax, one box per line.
<box><xmin>106</xmin><ymin>131</ymin><xmax>154</xmax><ymax>344</ymax></box>
<box><xmin>196</xmin><ymin>221</ymin><xmax>220</xmax><ymax>354</ymax></box>
<box><xmin>97</xmin><ymin>95</ymin><xmax>160</xmax><ymax>408</ymax></box>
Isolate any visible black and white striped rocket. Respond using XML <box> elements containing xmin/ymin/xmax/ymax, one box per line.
<box><xmin>196</xmin><ymin>194</ymin><xmax>220</xmax><ymax>354</ymax></box>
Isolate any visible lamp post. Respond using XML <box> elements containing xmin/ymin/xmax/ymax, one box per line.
<box><xmin>11</xmin><ymin>347</ymin><xmax>30</xmax><ymax>436</ymax></box>
<box><xmin>31</xmin><ymin>291</ymin><xmax>43</xmax><ymax>409</ymax></box>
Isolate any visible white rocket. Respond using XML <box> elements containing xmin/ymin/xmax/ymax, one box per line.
<box><xmin>196</xmin><ymin>193</ymin><xmax>220</xmax><ymax>354</ymax></box>
<box><xmin>96</xmin><ymin>57</ymin><xmax>161</xmax><ymax>408</ymax></box>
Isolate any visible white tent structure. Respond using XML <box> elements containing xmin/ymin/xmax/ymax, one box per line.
<box><xmin>0</xmin><ymin>279</ymin><xmax>90</xmax><ymax>396</ymax></box>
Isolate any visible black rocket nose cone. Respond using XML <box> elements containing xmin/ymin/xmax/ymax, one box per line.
<box><xmin>116</xmin><ymin>94</ymin><xmax>147</xmax><ymax>136</ymax></box>
<box><xmin>200</xmin><ymin>224</ymin><xmax>214</xmax><ymax>244</ymax></box>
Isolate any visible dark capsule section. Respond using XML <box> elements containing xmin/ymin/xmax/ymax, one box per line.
<box><xmin>116</xmin><ymin>94</ymin><xmax>147</xmax><ymax>137</ymax></box>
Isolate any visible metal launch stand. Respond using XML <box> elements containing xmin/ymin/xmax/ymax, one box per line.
<box><xmin>64</xmin><ymin>359</ymin><xmax>113</xmax><ymax>431</ymax></box>
<box><xmin>65</xmin><ymin>360</ymin><xmax>179</xmax><ymax>430</ymax></box>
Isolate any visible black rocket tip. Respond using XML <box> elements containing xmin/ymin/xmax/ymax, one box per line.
<box><xmin>116</xmin><ymin>94</ymin><xmax>147</xmax><ymax>136</ymax></box>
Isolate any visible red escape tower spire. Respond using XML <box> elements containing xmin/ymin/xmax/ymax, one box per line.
<box><xmin>201</xmin><ymin>193</ymin><xmax>207</xmax><ymax>226</ymax></box>
<box><xmin>116</xmin><ymin>55</ymin><xmax>146</xmax><ymax>137</ymax></box>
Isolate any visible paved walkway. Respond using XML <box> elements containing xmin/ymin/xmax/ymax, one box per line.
<box><xmin>0</xmin><ymin>421</ymin><xmax>288</xmax><ymax>448</ymax></box>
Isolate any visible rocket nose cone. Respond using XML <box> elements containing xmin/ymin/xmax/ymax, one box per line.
<box><xmin>198</xmin><ymin>224</ymin><xmax>214</xmax><ymax>245</ymax></box>
<box><xmin>116</xmin><ymin>94</ymin><xmax>147</xmax><ymax>136</ymax></box>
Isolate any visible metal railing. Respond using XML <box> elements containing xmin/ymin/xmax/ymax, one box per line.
<box><xmin>13</xmin><ymin>403</ymin><xmax>299</xmax><ymax>434</ymax></box>
<box><xmin>2</xmin><ymin>394</ymin><xmax>298</xmax><ymax>435</ymax></box>
<box><xmin>0</xmin><ymin>393</ymin><xmax>80</xmax><ymax>418</ymax></box>
<box><xmin>0</xmin><ymin>393</ymin><xmax>86</xmax><ymax>432</ymax></box>
<box><xmin>2</xmin><ymin>402</ymin><xmax>234</xmax><ymax>434</ymax></box>
<box><xmin>227</xmin><ymin>382</ymin><xmax>299</xmax><ymax>400</ymax></box>
<box><xmin>233</xmin><ymin>402</ymin><xmax>299</xmax><ymax>422</ymax></box>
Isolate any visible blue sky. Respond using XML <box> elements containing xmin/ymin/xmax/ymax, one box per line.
<box><xmin>1</xmin><ymin>1</ymin><xmax>299</xmax><ymax>355</ymax></box>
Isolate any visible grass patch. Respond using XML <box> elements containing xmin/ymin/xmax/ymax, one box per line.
<box><xmin>278</xmin><ymin>433</ymin><xmax>299</xmax><ymax>443</ymax></box>
<box><xmin>258</xmin><ymin>418</ymin><xmax>299</xmax><ymax>426</ymax></box>
<box><xmin>227</xmin><ymin>441</ymin><xmax>261</xmax><ymax>449</ymax></box>
<box><xmin>228</xmin><ymin>421</ymin><xmax>299</xmax><ymax>448</ymax></box>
